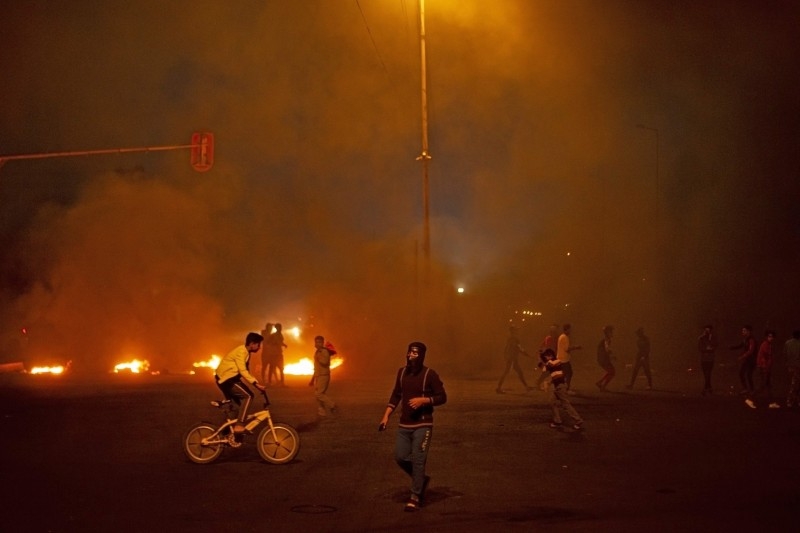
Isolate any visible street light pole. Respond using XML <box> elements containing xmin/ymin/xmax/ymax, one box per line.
<box><xmin>417</xmin><ymin>0</ymin><xmax>432</xmax><ymax>269</ymax></box>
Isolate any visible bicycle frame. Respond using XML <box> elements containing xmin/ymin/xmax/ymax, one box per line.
<box><xmin>200</xmin><ymin>392</ymin><xmax>279</xmax><ymax>446</ymax></box>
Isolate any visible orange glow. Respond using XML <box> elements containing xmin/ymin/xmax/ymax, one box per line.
<box><xmin>284</xmin><ymin>356</ymin><xmax>344</xmax><ymax>376</ymax></box>
<box><xmin>113</xmin><ymin>359</ymin><xmax>150</xmax><ymax>374</ymax></box>
<box><xmin>192</xmin><ymin>354</ymin><xmax>221</xmax><ymax>372</ymax></box>
<box><xmin>30</xmin><ymin>365</ymin><xmax>66</xmax><ymax>375</ymax></box>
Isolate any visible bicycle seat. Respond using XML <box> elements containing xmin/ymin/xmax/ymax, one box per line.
<box><xmin>210</xmin><ymin>399</ymin><xmax>233</xmax><ymax>408</ymax></box>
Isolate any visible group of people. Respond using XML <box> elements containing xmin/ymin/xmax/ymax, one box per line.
<box><xmin>699</xmin><ymin>324</ymin><xmax>800</xmax><ymax>409</ymax></box>
<box><xmin>496</xmin><ymin>323</ymin><xmax>588</xmax><ymax>430</ymax></box>
<box><xmin>594</xmin><ymin>325</ymin><xmax>654</xmax><ymax>392</ymax></box>
<box><xmin>213</xmin><ymin>331</ymin><xmax>447</xmax><ymax>513</ymax></box>
<box><xmin>497</xmin><ymin>321</ymin><xmax>800</xmax><ymax>416</ymax></box>
<box><xmin>496</xmin><ymin>323</ymin><xmax>655</xmax><ymax>430</ymax></box>
<box><xmin>498</xmin><ymin>324</ymin><xmax>654</xmax><ymax>394</ymax></box>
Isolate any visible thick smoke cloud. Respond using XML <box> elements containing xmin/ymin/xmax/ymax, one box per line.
<box><xmin>2</xmin><ymin>1</ymin><xmax>798</xmax><ymax>377</ymax></box>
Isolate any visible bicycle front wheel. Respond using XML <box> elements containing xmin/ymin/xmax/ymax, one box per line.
<box><xmin>183</xmin><ymin>423</ymin><xmax>224</xmax><ymax>464</ymax></box>
<box><xmin>257</xmin><ymin>424</ymin><xmax>300</xmax><ymax>464</ymax></box>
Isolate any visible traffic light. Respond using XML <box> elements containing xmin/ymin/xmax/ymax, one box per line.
<box><xmin>190</xmin><ymin>132</ymin><xmax>214</xmax><ymax>172</ymax></box>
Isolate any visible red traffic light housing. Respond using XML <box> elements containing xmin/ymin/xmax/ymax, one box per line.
<box><xmin>190</xmin><ymin>132</ymin><xmax>214</xmax><ymax>172</ymax></box>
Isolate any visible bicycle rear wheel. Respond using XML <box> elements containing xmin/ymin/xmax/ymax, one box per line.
<box><xmin>257</xmin><ymin>424</ymin><xmax>300</xmax><ymax>464</ymax></box>
<box><xmin>183</xmin><ymin>423</ymin><xmax>224</xmax><ymax>464</ymax></box>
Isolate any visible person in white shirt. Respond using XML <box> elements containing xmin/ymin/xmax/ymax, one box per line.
<box><xmin>557</xmin><ymin>323</ymin><xmax>582</xmax><ymax>392</ymax></box>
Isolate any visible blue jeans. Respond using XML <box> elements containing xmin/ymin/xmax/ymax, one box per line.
<box><xmin>395</xmin><ymin>427</ymin><xmax>432</xmax><ymax>496</ymax></box>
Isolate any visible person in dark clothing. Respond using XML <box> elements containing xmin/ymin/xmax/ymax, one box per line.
<box><xmin>496</xmin><ymin>326</ymin><xmax>533</xmax><ymax>393</ymax></box>
<box><xmin>266</xmin><ymin>323</ymin><xmax>288</xmax><ymax>386</ymax></box>
<box><xmin>595</xmin><ymin>325</ymin><xmax>615</xmax><ymax>391</ymax></box>
<box><xmin>730</xmin><ymin>325</ymin><xmax>757</xmax><ymax>397</ymax></box>
<box><xmin>259</xmin><ymin>322</ymin><xmax>273</xmax><ymax>384</ymax></box>
<box><xmin>697</xmin><ymin>325</ymin><xmax>718</xmax><ymax>396</ymax></box>
<box><xmin>747</xmin><ymin>330</ymin><xmax>779</xmax><ymax>409</ymax></box>
<box><xmin>379</xmin><ymin>342</ymin><xmax>447</xmax><ymax>512</ymax></box>
<box><xmin>627</xmin><ymin>327</ymin><xmax>652</xmax><ymax>390</ymax></box>
<box><xmin>535</xmin><ymin>324</ymin><xmax>559</xmax><ymax>391</ymax></box>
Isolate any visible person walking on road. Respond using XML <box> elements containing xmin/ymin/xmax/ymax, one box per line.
<box><xmin>214</xmin><ymin>332</ymin><xmax>267</xmax><ymax>434</ymax></box>
<box><xmin>540</xmin><ymin>348</ymin><xmax>583</xmax><ymax>430</ymax></box>
<box><xmin>627</xmin><ymin>327</ymin><xmax>652</xmax><ymax>390</ymax></box>
<box><xmin>698</xmin><ymin>325</ymin><xmax>718</xmax><ymax>396</ymax></box>
<box><xmin>746</xmin><ymin>330</ymin><xmax>779</xmax><ymax>409</ymax></box>
<box><xmin>595</xmin><ymin>325</ymin><xmax>616</xmax><ymax>391</ymax></box>
<box><xmin>557</xmin><ymin>323</ymin><xmax>582</xmax><ymax>393</ymax></box>
<box><xmin>496</xmin><ymin>326</ymin><xmax>533</xmax><ymax>393</ymax></box>
<box><xmin>731</xmin><ymin>325</ymin><xmax>757</xmax><ymax>397</ymax></box>
<box><xmin>309</xmin><ymin>335</ymin><xmax>337</xmax><ymax>418</ymax></box>
<box><xmin>379</xmin><ymin>342</ymin><xmax>447</xmax><ymax>512</ymax></box>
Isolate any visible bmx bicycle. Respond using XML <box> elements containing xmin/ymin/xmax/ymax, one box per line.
<box><xmin>182</xmin><ymin>391</ymin><xmax>300</xmax><ymax>465</ymax></box>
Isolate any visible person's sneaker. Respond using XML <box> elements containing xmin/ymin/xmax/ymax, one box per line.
<box><xmin>768</xmin><ymin>402</ymin><xmax>781</xmax><ymax>409</ymax></box>
<box><xmin>404</xmin><ymin>495</ymin><xmax>421</xmax><ymax>512</ymax></box>
<box><xmin>549</xmin><ymin>421</ymin><xmax>563</xmax><ymax>429</ymax></box>
<box><xmin>572</xmin><ymin>422</ymin><xmax>584</xmax><ymax>431</ymax></box>
<box><xmin>744</xmin><ymin>399</ymin><xmax>756</xmax><ymax>409</ymax></box>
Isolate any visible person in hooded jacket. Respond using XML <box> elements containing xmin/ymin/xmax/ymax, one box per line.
<box><xmin>379</xmin><ymin>342</ymin><xmax>447</xmax><ymax>512</ymax></box>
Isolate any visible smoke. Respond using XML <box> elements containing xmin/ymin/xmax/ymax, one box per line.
<box><xmin>2</xmin><ymin>1</ymin><xmax>799</xmax><ymax>377</ymax></box>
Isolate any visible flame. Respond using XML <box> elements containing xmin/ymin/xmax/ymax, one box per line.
<box><xmin>192</xmin><ymin>354</ymin><xmax>221</xmax><ymax>371</ymax></box>
<box><xmin>284</xmin><ymin>356</ymin><xmax>344</xmax><ymax>376</ymax></box>
<box><xmin>113</xmin><ymin>359</ymin><xmax>150</xmax><ymax>374</ymax></box>
<box><xmin>30</xmin><ymin>365</ymin><xmax>66</xmax><ymax>375</ymax></box>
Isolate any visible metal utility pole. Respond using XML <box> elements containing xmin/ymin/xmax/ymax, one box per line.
<box><xmin>417</xmin><ymin>0</ymin><xmax>432</xmax><ymax>266</ymax></box>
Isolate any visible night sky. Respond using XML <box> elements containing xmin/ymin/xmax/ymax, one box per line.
<box><xmin>2</xmin><ymin>1</ymin><xmax>799</xmax><ymax>375</ymax></box>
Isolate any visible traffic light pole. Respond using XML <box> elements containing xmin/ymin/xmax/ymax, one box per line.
<box><xmin>0</xmin><ymin>132</ymin><xmax>213</xmax><ymax>172</ymax></box>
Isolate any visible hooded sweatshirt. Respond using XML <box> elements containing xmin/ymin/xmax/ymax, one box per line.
<box><xmin>386</xmin><ymin>342</ymin><xmax>447</xmax><ymax>429</ymax></box>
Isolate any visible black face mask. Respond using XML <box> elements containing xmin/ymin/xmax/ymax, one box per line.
<box><xmin>406</xmin><ymin>342</ymin><xmax>427</xmax><ymax>372</ymax></box>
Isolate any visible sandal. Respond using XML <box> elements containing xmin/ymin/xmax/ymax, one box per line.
<box><xmin>404</xmin><ymin>496</ymin><xmax>420</xmax><ymax>512</ymax></box>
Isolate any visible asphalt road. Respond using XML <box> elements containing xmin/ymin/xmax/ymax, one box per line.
<box><xmin>1</xmin><ymin>367</ymin><xmax>798</xmax><ymax>532</ymax></box>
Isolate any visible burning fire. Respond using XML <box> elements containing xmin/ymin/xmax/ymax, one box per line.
<box><xmin>30</xmin><ymin>365</ymin><xmax>66</xmax><ymax>375</ymax></box>
<box><xmin>191</xmin><ymin>354</ymin><xmax>221</xmax><ymax>374</ymax></box>
<box><xmin>113</xmin><ymin>359</ymin><xmax>150</xmax><ymax>374</ymax></box>
<box><xmin>284</xmin><ymin>356</ymin><xmax>344</xmax><ymax>376</ymax></box>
